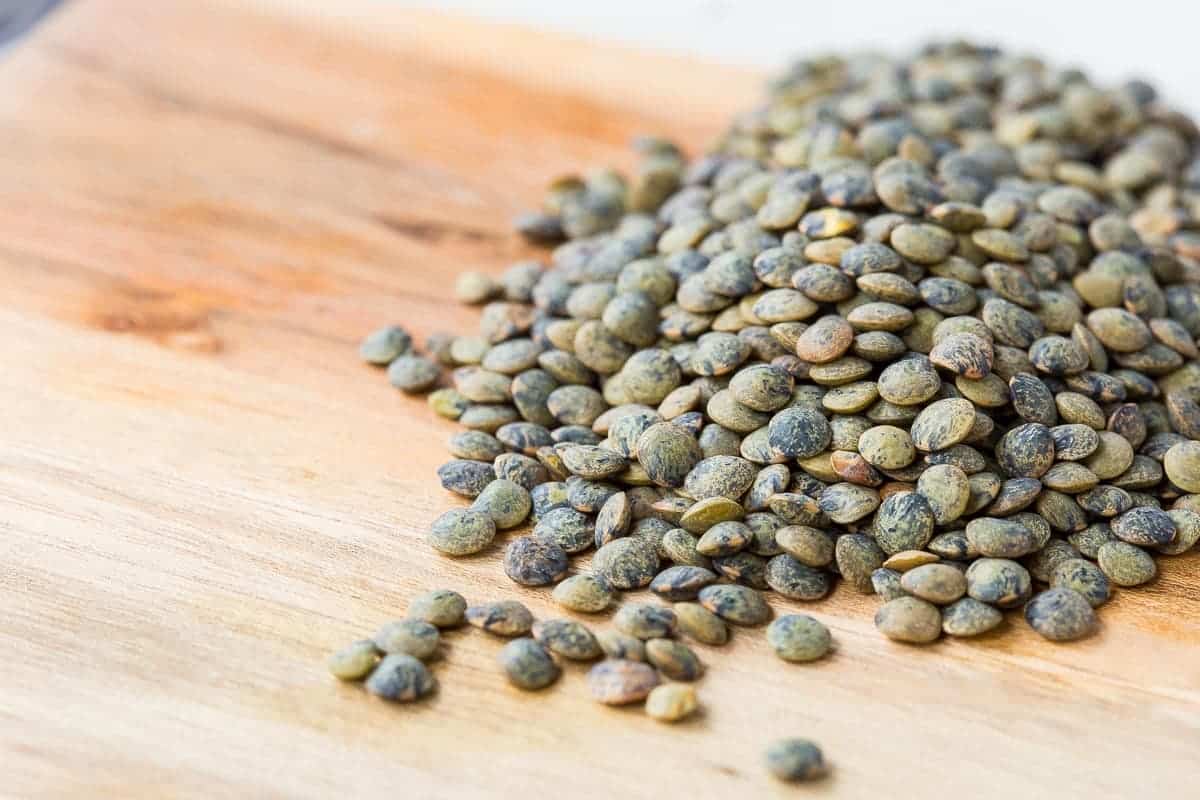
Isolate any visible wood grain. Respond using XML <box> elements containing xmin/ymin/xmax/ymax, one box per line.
<box><xmin>2</xmin><ymin>2</ymin><xmax>1197</xmax><ymax>798</ymax></box>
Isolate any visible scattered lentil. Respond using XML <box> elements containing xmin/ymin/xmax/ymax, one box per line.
<box><xmin>328</xmin><ymin>639</ymin><xmax>381</xmax><ymax>681</ymax></box>
<box><xmin>365</xmin><ymin>654</ymin><xmax>436</xmax><ymax>702</ymax></box>
<box><xmin>645</xmin><ymin>684</ymin><xmax>699</xmax><ymax>722</ymax></box>
<box><xmin>765</xmin><ymin>738</ymin><xmax>828</xmax><ymax>783</ymax></box>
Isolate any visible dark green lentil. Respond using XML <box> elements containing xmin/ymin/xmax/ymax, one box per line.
<box><xmin>637</xmin><ymin>422</ymin><xmax>703</xmax><ymax>487</ymax></box>
<box><xmin>472</xmin><ymin>479</ymin><xmax>532</xmax><ymax>529</ymax></box>
<box><xmin>765</xmin><ymin>738</ymin><xmax>828</xmax><ymax>783</ymax></box>
<box><xmin>614</xmin><ymin>603</ymin><xmax>677</xmax><ymax>639</ymax></box>
<box><xmin>596</xmin><ymin>630</ymin><xmax>647</xmax><ymax>662</ymax></box>
<box><xmin>650</xmin><ymin>565</ymin><xmax>719</xmax><ymax>601</ymax></box>
<box><xmin>900</xmin><ymin>563</ymin><xmax>967</xmax><ymax>605</ymax></box>
<box><xmin>698</xmin><ymin>584</ymin><xmax>772</xmax><ymax>625</ymax></box>
<box><xmin>499</xmin><ymin>638</ymin><xmax>560</xmax><ymax>690</ymax></box>
<box><xmin>593</xmin><ymin>537</ymin><xmax>660</xmax><ymax>589</ymax></box>
<box><xmin>766</xmin><ymin>554</ymin><xmax>832</xmax><ymax>600</ymax></box>
<box><xmin>532</xmin><ymin>619</ymin><xmax>602</xmax><ymax>660</ymax></box>
<box><xmin>437</xmin><ymin>460</ymin><xmax>496</xmax><ymax>499</ymax></box>
<box><xmin>466</xmin><ymin>600</ymin><xmax>534</xmax><ymax>637</ymax></box>
<box><xmin>1112</xmin><ymin>506</ymin><xmax>1176</xmax><ymax>546</ymax></box>
<box><xmin>373</xmin><ymin>619</ymin><xmax>439</xmax><ymax>660</ymax></box>
<box><xmin>680</xmin><ymin>496</ymin><xmax>744</xmax><ymax>533</ymax></box>
<box><xmin>594</xmin><ymin>491</ymin><xmax>632</xmax><ymax>546</ymax></box>
<box><xmin>1160</xmin><ymin>509</ymin><xmax>1200</xmax><ymax>556</ymax></box>
<box><xmin>365</xmin><ymin>654</ymin><xmax>435</xmax><ymax>702</ymax></box>
<box><xmin>871</xmin><ymin>567</ymin><xmax>905</xmax><ymax>601</ymax></box>
<box><xmin>834</xmin><ymin>534</ymin><xmax>886</xmax><ymax>592</ymax></box>
<box><xmin>387</xmin><ymin>355</ymin><xmax>441</xmax><ymax>393</ymax></box>
<box><xmin>940</xmin><ymin>597</ymin><xmax>1003</xmax><ymax>637</ymax></box>
<box><xmin>875</xmin><ymin>596</ymin><xmax>942</xmax><ymax>644</ymax></box>
<box><xmin>428</xmin><ymin>508</ymin><xmax>496</xmax><ymax>556</ymax></box>
<box><xmin>776</xmin><ymin>525</ymin><xmax>835</xmax><ymax>567</ymax></box>
<box><xmin>696</xmin><ymin>520</ymin><xmax>752</xmax><ymax>557</ymax></box>
<box><xmin>966</xmin><ymin>558</ymin><xmax>1032</xmax><ymax>609</ymax></box>
<box><xmin>503</xmin><ymin>536</ymin><xmax>569</xmax><ymax>586</ymax></box>
<box><xmin>766</xmin><ymin>614</ymin><xmax>832</xmax><ymax>662</ymax></box>
<box><xmin>673</xmin><ymin>601</ymin><xmax>728</xmax><ymax>645</ymax></box>
<box><xmin>1097</xmin><ymin>541</ymin><xmax>1158</xmax><ymax>586</ymax></box>
<box><xmin>661</xmin><ymin>527</ymin><xmax>711</xmax><ymax>568</ymax></box>
<box><xmin>874</xmin><ymin>492</ymin><xmax>935</xmax><ymax>554</ymax></box>
<box><xmin>645</xmin><ymin>638</ymin><xmax>704</xmax><ymax>681</ymax></box>
<box><xmin>533</xmin><ymin>506</ymin><xmax>594</xmax><ymax>553</ymax></box>
<box><xmin>552</xmin><ymin>574</ymin><xmax>614</xmax><ymax>613</ymax></box>
<box><xmin>684</xmin><ymin>455</ymin><xmax>759</xmax><ymax>499</ymax></box>
<box><xmin>360</xmin><ymin>325</ymin><xmax>413</xmax><ymax>365</ymax></box>
<box><xmin>1050</xmin><ymin>558</ymin><xmax>1111</xmax><ymax>607</ymax></box>
<box><xmin>1025</xmin><ymin>588</ymin><xmax>1096</xmax><ymax>642</ymax></box>
<box><xmin>407</xmin><ymin>589</ymin><xmax>467</xmax><ymax>628</ymax></box>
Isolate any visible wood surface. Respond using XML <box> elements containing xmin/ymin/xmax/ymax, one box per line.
<box><xmin>3</xmin><ymin>2</ymin><xmax>1198</xmax><ymax>798</ymax></box>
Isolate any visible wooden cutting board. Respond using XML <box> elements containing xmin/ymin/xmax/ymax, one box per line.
<box><xmin>4</xmin><ymin>2</ymin><xmax>1198</xmax><ymax>797</ymax></box>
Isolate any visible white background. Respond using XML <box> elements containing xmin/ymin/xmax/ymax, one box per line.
<box><xmin>413</xmin><ymin>0</ymin><xmax>1200</xmax><ymax>114</ymax></box>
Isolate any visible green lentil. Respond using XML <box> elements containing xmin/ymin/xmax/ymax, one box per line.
<box><xmin>766</xmin><ymin>614</ymin><xmax>832</xmax><ymax>662</ymax></box>
<box><xmin>328</xmin><ymin>639</ymin><xmax>381</xmax><ymax>681</ymax></box>
<box><xmin>1025</xmin><ymin>588</ymin><xmax>1096</xmax><ymax>641</ymax></box>
<box><xmin>472</xmin><ymin>479</ymin><xmax>532</xmax><ymax>529</ymax></box>
<box><xmin>552</xmin><ymin>574</ymin><xmax>614</xmax><ymax>613</ymax></box>
<box><xmin>834</xmin><ymin>533</ymin><xmax>886</xmax><ymax>591</ymax></box>
<box><xmin>1097</xmin><ymin>541</ymin><xmax>1157</xmax><ymax>586</ymax></box>
<box><xmin>407</xmin><ymin>589</ymin><xmax>467</xmax><ymax>628</ymax></box>
<box><xmin>1050</xmin><ymin>558</ymin><xmax>1111</xmax><ymax>607</ymax></box>
<box><xmin>940</xmin><ymin>597</ymin><xmax>1003</xmax><ymax>637</ymax></box>
<box><xmin>499</xmin><ymin>638</ymin><xmax>560</xmax><ymax>690</ymax></box>
<box><xmin>532</xmin><ymin>619</ymin><xmax>602</xmax><ymax>660</ymax></box>
<box><xmin>436</xmin><ymin>460</ymin><xmax>496</xmax><ymax>499</ymax></box>
<box><xmin>593</xmin><ymin>537</ymin><xmax>660</xmax><ymax>589</ymax></box>
<box><xmin>765</xmin><ymin>738</ymin><xmax>828</xmax><ymax>783</ymax></box>
<box><xmin>900</xmin><ymin>563</ymin><xmax>967</xmax><ymax>605</ymax></box>
<box><xmin>614</xmin><ymin>603</ymin><xmax>677</xmax><ymax>639</ymax></box>
<box><xmin>503</xmin><ymin>536</ymin><xmax>569</xmax><ymax>586</ymax></box>
<box><xmin>875</xmin><ymin>596</ymin><xmax>942</xmax><ymax>643</ymax></box>
<box><xmin>966</xmin><ymin>558</ymin><xmax>1032</xmax><ymax>608</ymax></box>
<box><xmin>365</xmin><ymin>654</ymin><xmax>435</xmax><ymax>702</ymax></box>
<box><xmin>466</xmin><ymin>600</ymin><xmax>534</xmax><ymax>637</ymax></box>
<box><xmin>373</xmin><ymin>619</ymin><xmax>439</xmax><ymax>660</ymax></box>
<box><xmin>649</xmin><ymin>565</ymin><xmax>719</xmax><ymax>601</ymax></box>
<box><xmin>645</xmin><ymin>638</ymin><xmax>704</xmax><ymax>681</ymax></box>
<box><xmin>360</xmin><ymin>325</ymin><xmax>413</xmax><ymax>365</ymax></box>
<box><xmin>428</xmin><ymin>508</ymin><xmax>496</xmax><ymax>556</ymax></box>
<box><xmin>698</xmin><ymin>584</ymin><xmax>772</xmax><ymax>626</ymax></box>
<box><xmin>673</xmin><ymin>601</ymin><xmax>729</xmax><ymax>645</ymax></box>
<box><xmin>596</xmin><ymin>630</ymin><xmax>647</xmax><ymax>661</ymax></box>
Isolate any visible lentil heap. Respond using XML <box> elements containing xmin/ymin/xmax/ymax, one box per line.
<box><xmin>362</xmin><ymin>44</ymin><xmax>1200</xmax><ymax>659</ymax></box>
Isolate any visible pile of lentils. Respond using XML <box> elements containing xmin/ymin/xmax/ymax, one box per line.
<box><xmin>346</xmin><ymin>41</ymin><xmax>1200</xmax><ymax>779</ymax></box>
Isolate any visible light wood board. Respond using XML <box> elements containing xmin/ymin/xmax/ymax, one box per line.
<box><xmin>2</xmin><ymin>2</ymin><xmax>1198</xmax><ymax>797</ymax></box>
